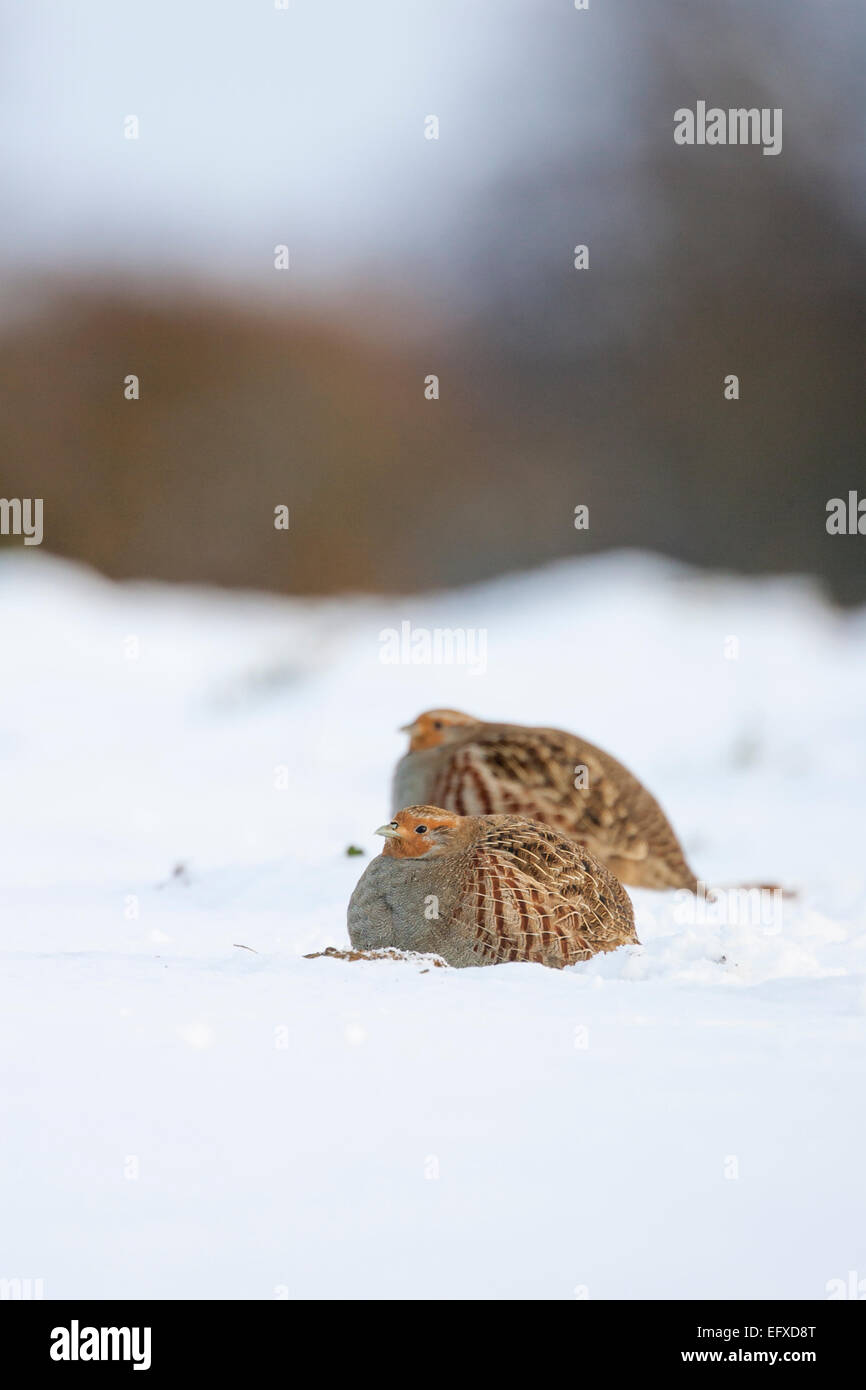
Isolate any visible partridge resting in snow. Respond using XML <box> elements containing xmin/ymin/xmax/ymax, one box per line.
<box><xmin>392</xmin><ymin>710</ymin><xmax>700</xmax><ymax>893</ymax></box>
<box><xmin>347</xmin><ymin>805</ymin><xmax>637</xmax><ymax>969</ymax></box>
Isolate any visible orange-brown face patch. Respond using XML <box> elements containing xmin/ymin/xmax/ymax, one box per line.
<box><xmin>381</xmin><ymin>806</ymin><xmax>462</xmax><ymax>858</ymax></box>
<box><xmin>405</xmin><ymin>709</ymin><xmax>479</xmax><ymax>752</ymax></box>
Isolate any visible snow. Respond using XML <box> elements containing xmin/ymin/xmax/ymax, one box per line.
<box><xmin>1</xmin><ymin>550</ymin><xmax>864</xmax><ymax>1299</ymax></box>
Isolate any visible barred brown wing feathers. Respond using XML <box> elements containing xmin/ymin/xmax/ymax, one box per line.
<box><xmin>490</xmin><ymin>817</ymin><xmax>637</xmax><ymax>946</ymax></box>
<box><xmin>452</xmin><ymin>852</ymin><xmax>584</xmax><ymax>967</ymax></box>
<box><xmin>459</xmin><ymin>728</ymin><xmax>684</xmax><ymax>869</ymax></box>
<box><xmin>431</xmin><ymin>745</ymin><xmax>498</xmax><ymax>816</ymax></box>
<box><xmin>574</xmin><ymin>744</ymin><xmax>665</xmax><ymax>862</ymax></box>
<box><xmin>450</xmin><ymin>819</ymin><xmax>636</xmax><ymax>967</ymax></box>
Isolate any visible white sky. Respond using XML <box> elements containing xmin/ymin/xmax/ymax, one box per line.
<box><xmin>0</xmin><ymin>0</ymin><xmax>861</xmax><ymax>293</ymax></box>
<box><xmin>0</xmin><ymin>0</ymin><xmax>623</xmax><ymax>287</ymax></box>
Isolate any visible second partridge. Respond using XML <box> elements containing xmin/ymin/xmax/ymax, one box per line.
<box><xmin>392</xmin><ymin>709</ymin><xmax>700</xmax><ymax>892</ymax></box>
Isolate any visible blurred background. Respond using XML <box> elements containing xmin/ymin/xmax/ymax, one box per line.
<box><xmin>1</xmin><ymin>0</ymin><xmax>864</xmax><ymax>600</ymax></box>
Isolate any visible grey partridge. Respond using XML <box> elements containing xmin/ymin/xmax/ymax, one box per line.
<box><xmin>347</xmin><ymin>805</ymin><xmax>638</xmax><ymax>969</ymax></box>
<box><xmin>392</xmin><ymin>710</ymin><xmax>700</xmax><ymax>892</ymax></box>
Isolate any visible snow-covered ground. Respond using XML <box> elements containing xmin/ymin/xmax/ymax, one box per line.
<box><xmin>1</xmin><ymin>550</ymin><xmax>864</xmax><ymax>1300</ymax></box>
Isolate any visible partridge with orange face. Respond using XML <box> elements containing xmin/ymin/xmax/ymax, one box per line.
<box><xmin>347</xmin><ymin>806</ymin><xmax>637</xmax><ymax>968</ymax></box>
<box><xmin>392</xmin><ymin>710</ymin><xmax>700</xmax><ymax>892</ymax></box>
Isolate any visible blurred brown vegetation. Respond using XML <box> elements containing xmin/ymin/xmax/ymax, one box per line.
<box><xmin>0</xmin><ymin>286</ymin><xmax>491</xmax><ymax>595</ymax></box>
<box><xmin>0</xmin><ymin>226</ymin><xmax>862</xmax><ymax>601</ymax></box>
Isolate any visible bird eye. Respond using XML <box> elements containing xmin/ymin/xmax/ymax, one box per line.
<box><xmin>433</xmin><ymin>721</ymin><xmax>442</xmax><ymax>730</ymax></box>
<box><xmin>415</xmin><ymin>824</ymin><xmax>428</xmax><ymax>834</ymax></box>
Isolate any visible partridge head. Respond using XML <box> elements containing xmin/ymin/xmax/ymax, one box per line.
<box><xmin>376</xmin><ymin>805</ymin><xmax>475</xmax><ymax>858</ymax></box>
<box><xmin>399</xmin><ymin>709</ymin><xmax>482</xmax><ymax>752</ymax></box>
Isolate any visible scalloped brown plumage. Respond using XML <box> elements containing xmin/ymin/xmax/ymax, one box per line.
<box><xmin>347</xmin><ymin>806</ymin><xmax>638</xmax><ymax>969</ymax></box>
<box><xmin>392</xmin><ymin>710</ymin><xmax>700</xmax><ymax>892</ymax></box>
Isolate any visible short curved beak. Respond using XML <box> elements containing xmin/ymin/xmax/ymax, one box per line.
<box><xmin>375</xmin><ymin>824</ymin><xmax>401</xmax><ymax>839</ymax></box>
